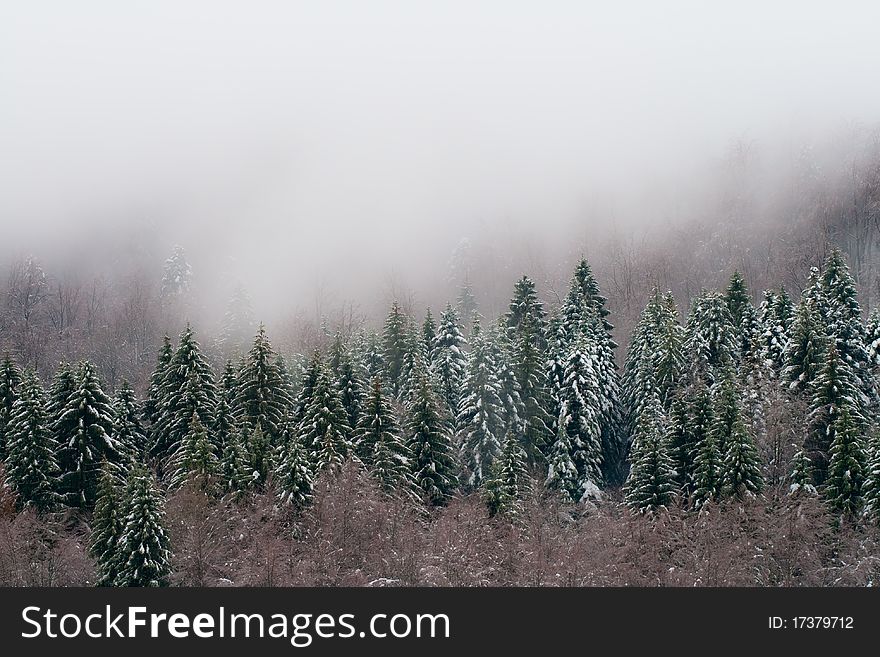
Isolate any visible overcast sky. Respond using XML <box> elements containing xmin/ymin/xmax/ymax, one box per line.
<box><xmin>2</xmin><ymin>1</ymin><xmax>880</xmax><ymax>315</ymax></box>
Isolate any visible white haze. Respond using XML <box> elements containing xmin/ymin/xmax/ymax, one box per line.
<box><xmin>2</xmin><ymin>0</ymin><xmax>880</xmax><ymax>323</ymax></box>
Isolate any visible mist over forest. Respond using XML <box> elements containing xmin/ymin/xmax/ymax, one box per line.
<box><xmin>3</xmin><ymin>2</ymin><xmax>880</xmax><ymax>587</ymax></box>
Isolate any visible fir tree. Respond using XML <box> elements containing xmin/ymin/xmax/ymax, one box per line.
<box><xmin>159</xmin><ymin>244</ymin><xmax>192</xmax><ymax>304</ymax></box>
<box><xmin>233</xmin><ymin>324</ymin><xmax>293</xmax><ymax>444</ymax></box>
<box><xmin>782</xmin><ymin>298</ymin><xmax>827</xmax><ymax>393</ymax></box>
<box><xmin>113</xmin><ymin>381</ymin><xmax>148</xmax><ymax>464</ymax></box>
<box><xmin>788</xmin><ymin>445</ymin><xmax>817</xmax><ymax>496</ymax></box>
<box><xmin>720</xmin><ymin>414</ymin><xmax>764</xmax><ymax>499</ymax></box>
<box><xmin>405</xmin><ymin>368</ymin><xmax>458</xmax><ymax>506</ymax></box>
<box><xmin>691</xmin><ymin>429</ymin><xmax>723</xmax><ymax>508</ymax></box>
<box><xmin>355</xmin><ymin>378</ymin><xmax>413</xmax><ymax>496</ymax></box>
<box><xmin>506</xmin><ymin>275</ymin><xmax>548</xmax><ymax>350</ymax></box>
<box><xmin>545</xmin><ymin>422</ymin><xmax>580</xmax><ymax>503</ymax></box>
<box><xmin>457</xmin><ymin>316</ymin><xmax>505</xmax><ymax>487</ymax></box>
<box><xmin>143</xmin><ymin>335</ymin><xmax>173</xmax><ymax>428</ymax></box>
<box><xmin>456</xmin><ymin>280</ymin><xmax>478</xmax><ymax>330</ymax></box>
<box><xmin>219</xmin><ymin>359</ymin><xmax>239</xmax><ymax>406</ymax></box>
<box><xmin>5</xmin><ymin>371</ymin><xmax>60</xmax><ymax>512</ymax></box>
<box><xmin>168</xmin><ymin>412</ymin><xmax>220</xmax><ymax>491</ymax></box>
<box><xmin>151</xmin><ymin>325</ymin><xmax>217</xmax><ymax>463</ymax></box>
<box><xmin>212</xmin><ymin>396</ymin><xmax>237</xmax><ymax>454</ymax></box>
<box><xmin>759</xmin><ymin>288</ymin><xmax>794</xmax><ymax>375</ymax></box>
<box><xmin>292</xmin><ymin>350</ymin><xmax>322</xmax><ymax>427</ymax></box>
<box><xmin>246</xmin><ymin>421</ymin><xmax>273</xmax><ymax>485</ymax></box>
<box><xmin>684</xmin><ymin>290</ymin><xmax>738</xmax><ymax>382</ymax></box>
<box><xmin>274</xmin><ymin>422</ymin><xmax>314</xmax><ymax>508</ymax></box>
<box><xmin>336</xmin><ymin>350</ymin><xmax>365</xmax><ymax>432</ymax></box>
<box><xmin>299</xmin><ymin>362</ymin><xmax>352</xmax><ymax>473</ymax></box>
<box><xmin>55</xmin><ymin>361</ymin><xmax>122</xmax><ymax>507</ymax></box>
<box><xmin>624</xmin><ymin>395</ymin><xmax>676</xmax><ymax>513</ymax></box>
<box><xmin>90</xmin><ymin>466</ymin><xmax>125</xmax><ymax>586</ymax></box>
<box><xmin>510</xmin><ymin>310</ymin><xmax>553</xmax><ymax>463</ymax></box>
<box><xmin>422</xmin><ymin>308</ymin><xmax>437</xmax><ymax>363</ymax></box>
<box><xmin>219</xmin><ymin>426</ymin><xmax>255</xmax><ymax>496</ymax></box>
<box><xmin>863</xmin><ymin>429</ymin><xmax>880</xmax><ymax>523</ymax></box>
<box><xmin>430</xmin><ymin>303</ymin><xmax>468</xmax><ymax>423</ymax></box>
<box><xmin>571</xmin><ymin>257</ymin><xmax>615</xmax><ymax>347</ymax></box>
<box><xmin>824</xmin><ymin>405</ymin><xmax>867</xmax><ymax>519</ymax></box>
<box><xmin>114</xmin><ymin>466</ymin><xmax>172</xmax><ymax>587</ymax></box>
<box><xmin>382</xmin><ymin>301</ymin><xmax>410</xmax><ymax>397</ymax></box>
<box><xmin>0</xmin><ymin>354</ymin><xmax>23</xmax><ymax>459</ymax></box>
<box><xmin>484</xmin><ymin>431</ymin><xmax>529</xmax><ymax>519</ymax></box>
<box><xmin>724</xmin><ymin>270</ymin><xmax>754</xmax><ymax>358</ymax></box>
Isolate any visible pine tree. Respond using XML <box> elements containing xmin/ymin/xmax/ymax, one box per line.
<box><xmin>691</xmin><ymin>429</ymin><xmax>723</xmax><ymax>508</ymax></box>
<box><xmin>807</xmin><ymin>342</ymin><xmax>865</xmax><ymax>485</ymax></box>
<box><xmin>168</xmin><ymin>412</ymin><xmax>220</xmax><ymax>490</ymax></box>
<box><xmin>212</xmin><ymin>395</ymin><xmax>237</xmax><ymax>455</ymax></box>
<box><xmin>506</xmin><ymin>275</ymin><xmax>548</xmax><ymax>350</ymax></box>
<box><xmin>782</xmin><ymin>298</ymin><xmax>827</xmax><ymax>393</ymax></box>
<box><xmin>113</xmin><ymin>381</ymin><xmax>148</xmax><ymax>464</ymax></box>
<box><xmin>274</xmin><ymin>420</ymin><xmax>314</xmax><ymax>508</ymax></box>
<box><xmin>724</xmin><ymin>270</ymin><xmax>754</xmax><ymax>359</ymax></box>
<box><xmin>457</xmin><ymin>316</ymin><xmax>505</xmax><ymax>487</ymax></box>
<box><xmin>624</xmin><ymin>395</ymin><xmax>676</xmax><ymax>513</ymax></box>
<box><xmin>510</xmin><ymin>310</ymin><xmax>553</xmax><ymax>463</ymax></box>
<box><xmin>556</xmin><ymin>334</ymin><xmax>605</xmax><ymax>498</ymax></box>
<box><xmin>572</xmin><ymin>258</ymin><xmax>615</xmax><ymax>347</ymax></box>
<box><xmin>865</xmin><ymin>307</ymin><xmax>880</xmax><ymax>372</ymax></box>
<box><xmin>355</xmin><ymin>378</ymin><xmax>413</xmax><ymax>496</ymax></box>
<box><xmin>684</xmin><ymin>290</ymin><xmax>738</xmax><ymax>382</ymax></box>
<box><xmin>336</xmin><ymin>350</ymin><xmax>365</xmax><ymax>431</ymax></box>
<box><xmin>233</xmin><ymin>324</ymin><xmax>293</xmax><ymax>444</ymax></box>
<box><xmin>493</xmin><ymin>325</ymin><xmax>526</xmax><ymax>445</ymax></box>
<box><xmin>720</xmin><ymin>414</ymin><xmax>763</xmax><ymax>499</ymax></box>
<box><xmin>405</xmin><ymin>368</ymin><xmax>458</xmax><ymax>506</ymax></box>
<box><xmin>292</xmin><ymin>350</ymin><xmax>322</xmax><ymax>427</ymax></box>
<box><xmin>246</xmin><ymin>421</ymin><xmax>273</xmax><ymax>485</ymax></box>
<box><xmin>382</xmin><ymin>301</ymin><xmax>410</xmax><ymax>397</ymax></box>
<box><xmin>788</xmin><ymin>445</ymin><xmax>817</xmax><ymax>496</ymax></box>
<box><xmin>90</xmin><ymin>466</ymin><xmax>125</xmax><ymax>586</ymax></box>
<box><xmin>863</xmin><ymin>429</ymin><xmax>880</xmax><ymax>523</ymax></box>
<box><xmin>143</xmin><ymin>335</ymin><xmax>173</xmax><ymax>428</ymax></box>
<box><xmin>759</xmin><ymin>288</ymin><xmax>794</xmax><ymax>375</ymax></box>
<box><xmin>55</xmin><ymin>361</ymin><xmax>122</xmax><ymax>508</ymax></box>
<box><xmin>484</xmin><ymin>431</ymin><xmax>529</xmax><ymax>519</ymax></box>
<box><xmin>114</xmin><ymin>466</ymin><xmax>172</xmax><ymax>587</ymax></box>
<box><xmin>219</xmin><ymin>359</ymin><xmax>239</xmax><ymax>405</ymax></box>
<box><xmin>824</xmin><ymin>405</ymin><xmax>867</xmax><ymax>519</ymax></box>
<box><xmin>219</xmin><ymin>426</ymin><xmax>255</xmax><ymax>496</ymax></box>
<box><xmin>159</xmin><ymin>245</ymin><xmax>192</xmax><ymax>303</ymax></box>
<box><xmin>299</xmin><ymin>361</ymin><xmax>352</xmax><ymax>473</ymax></box>
<box><xmin>422</xmin><ymin>308</ymin><xmax>437</xmax><ymax>363</ymax></box>
<box><xmin>545</xmin><ymin>422</ymin><xmax>580</xmax><ymax>503</ymax></box>
<box><xmin>430</xmin><ymin>303</ymin><xmax>468</xmax><ymax>423</ymax></box>
<box><xmin>151</xmin><ymin>325</ymin><xmax>217</xmax><ymax>463</ymax></box>
<box><xmin>0</xmin><ymin>354</ymin><xmax>23</xmax><ymax>459</ymax></box>
<box><xmin>5</xmin><ymin>371</ymin><xmax>60</xmax><ymax>512</ymax></box>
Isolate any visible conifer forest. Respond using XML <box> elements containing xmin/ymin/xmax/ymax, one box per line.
<box><xmin>4</xmin><ymin>3</ymin><xmax>880</xmax><ymax>589</ymax></box>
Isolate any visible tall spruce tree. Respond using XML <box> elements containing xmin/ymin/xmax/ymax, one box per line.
<box><xmin>484</xmin><ymin>431</ymin><xmax>530</xmax><ymax>519</ymax></box>
<box><xmin>168</xmin><ymin>411</ymin><xmax>220</xmax><ymax>491</ymax></box>
<box><xmin>114</xmin><ymin>466</ymin><xmax>172</xmax><ymax>587</ymax></box>
<box><xmin>55</xmin><ymin>361</ymin><xmax>122</xmax><ymax>508</ymax></box>
<box><xmin>691</xmin><ymin>429</ymin><xmax>723</xmax><ymax>508</ymax></box>
<box><xmin>382</xmin><ymin>301</ymin><xmax>409</xmax><ymax>397</ymax></box>
<box><xmin>824</xmin><ymin>405</ymin><xmax>867</xmax><ymax>519</ymax></box>
<box><xmin>422</xmin><ymin>308</ymin><xmax>437</xmax><ymax>363</ymax></box>
<box><xmin>355</xmin><ymin>378</ymin><xmax>413</xmax><ymax>495</ymax></box>
<box><xmin>788</xmin><ymin>445</ymin><xmax>817</xmax><ymax>496</ymax></box>
<box><xmin>782</xmin><ymin>298</ymin><xmax>827</xmax><ymax>393</ymax></box>
<box><xmin>274</xmin><ymin>420</ymin><xmax>314</xmax><ymax>508</ymax></box>
<box><xmin>863</xmin><ymin>428</ymin><xmax>880</xmax><ymax>523</ymax></box>
<box><xmin>457</xmin><ymin>316</ymin><xmax>505</xmax><ymax>487</ymax></box>
<box><xmin>298</xmin><ymin>361</ymin><xmax>352</xmax><ymax>473</ymax></box>
<box><xmin>624</xmin><ymin>394</ymin><xmax>676</xmax><ymax>513</ymax></box>
<box><xmin>337</xmin><ymin>349</ymin><xmax>365</xmax><ymax>432</ymax></box>
<box><xmin>90</xmin><ymin>465</ymin><xmax>125</xmax><ymax>586</ymax></box>
<box><xmin>720</xmin><ymin>414</ymin><xmax>764</xmax><ymax>499</ymax></box>
<box><xmin>684</xmin><ymin>290</ymin><xmax>738</xmax><ymax>383</ymax></box>
<box><xmin>113</xmin><ymin>381</ymin><xmax>148</xmax><ymax>464</ymax></box>
<box><xmin>0</xmin><ymin>354</ymin><xmax>23</xmax><ymax>459</ymax></box>
<box><xmin>143</xmin><ymin>335</ymin><xmax>173</xmax><ymax>428</ymax></box>
<box><xmin>430</xmin><ymin>303</ymin><xmax>468</xmax><ymax>423</ymax></box>
<box><xmin>405</xmin><ymin>367</ymin><xmax>458</xmax><ymax>506</ymax></box>
<box><xmin>4</xmin><ymin>370</ymin><xmax>60</xmax><ymax>512</ymax></box>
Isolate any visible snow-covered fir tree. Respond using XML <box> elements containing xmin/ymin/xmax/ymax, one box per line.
<box><xmin>151</xmin><ymin>325</ymin><xmax>217</xmax><ymax>463</ymax></box>
<box><xmin>382</xmin><ymin>301</ymin><xmax>410</xmax><ymax>397</ymax></box>
<box><xmin>484</xmin><ymin>430</ymin><xmax>529</xmax><ymax>519</ymax></box>
<box><xmin>355</xmin><ymin>377</ymin><xmax>414</xmax><ymax>496</ymax></box>
<box><xmin>0</xmin><ymin>354</ymin><xmax>23</xmax><ymax>459</ymax></box>
<box><xmin>55</xmin><ymin>361</ymin><xmax>122</xmax><ymax>507</ymax></box>
<box><xmin>782</xmin><ymin>297</ymin><xmax>827</xmax><ymax>393</ymax></box>
<box><xmin>219</xmin><ymin>427</ymin><xmax>255</xmax><ymax>497</ymax></box>
<box><xmin>430</xmin><ymin>303</ymin><xmax>468</xmax><ymax>424</ymax></box>
<box><xmin>114</xmin><ymin>466</ymin><xmax>172</xmax><ymax>587</ymax></box>
<box><xmin>143</xmin><ymin>335</ymin><xmax>173</xmax><ymax>428</ymax></box>
<box><xmin>233</xmin><ymin>324</ymin><xmax>293</xmax><ymax>444</ymax></box>
<box><xmin>274</xmin><ymin>419</ymin><xmax>314</xmax><ymax>509</ymax></box>
<box><xmin>113</xmin><ymin>381</ymin><xmax>148</xmax><ymax>464</ymax></box>
<box><xmin>545</xmin><ymin>422</ymin><xmax>580</xmax><ymax>503</ymax></box>
<box><xmin>168</xmin><ymin>411</ymin><xmax>220</xmax><ymax>491</ymax></box>
<box><xmin>788</xmin><ymin>445</ymin><xmax>817</xmax><ymax>496</ymax></box>
<box><xmin>457</xmin><ymin>315</ymin><xmax>505</xmax><ymax>488</ymax></box>
<box><xmin>90</xmin><ymin>465</ymin><xmax>125</xmax><ymax>586</ymax></box>
<box><xmin>159</xmin><ymin>245</ymin><xmax>192</xmax><ymax>304</ymax></box>
<box><xmin>863</xmin><ymin>428</ymin><xmax>880</xmax><ymax>523</ymax></box>
<box><xmin>298</xmin><ymin>359</ymin><xmax>352</xmax><ymax>473</ymax></box>
<box><xmin>759</xmin><ymin>288</ymin><xmax>794</xmax><ymax>375</ymax></box>
<box><xmin>4</xmin><ymin>370</ymin><xmax>60</xmax><ymax>512</ymax></box>
<box><xmin>422</xmin><ymin>308</ymin><xmax>437</xmax><ymax>363</ymax></box>
<box><xmin>571</xmin><ymin>257</ymin><xmax>615</xmax><ymax>347</ymax></box>
<box><xmin>684</xmin><ymin>290</ymin><xmax>738</xmax><ymax>383</ymax></box>
<box><xmin>506</xmin><ymin>275</ymin><xmax>548</xmax><ymax>350</ymax></box>
<box><xmin>624</xmin><ymin>394</ymin><xmax>676</xmax><ymax>513</ymax></box>
<box><xmin>724</xmin><ymin>270</ymin><xmax>756</xmax><ymax>360</ymax></box>
<box><xmin>824</xmin><ymin>405</ymin><xmax>867</xmax><ymax>519</ymax></box>
<box><xmin>720</xmin><ymin>413</ymin><xmax>763</xmax><ymax>499</ymax></box>
<box><xmin>405</xmin><ymin>366</ymin><xmax>458</xmax><ymax>506</ymax></box>
<box><xmin>336</xmin><ymin>348</ymin><xmax>365</xmax><ymax>432</ymax></box>
<box><xmin>691</xmin><ymin>427</ymin><xmax>723</xmax><ymax>509</ymax></box>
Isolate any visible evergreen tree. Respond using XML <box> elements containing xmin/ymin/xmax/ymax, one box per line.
<box><xmin>233</xmin><ymin>324</ymin><xmax>293</xmax><ymax>444</ymax></box>
<box><xmin>824</xmin><ymin>405</ymin><xmax>867</xmax><ymax>519</ymax></box>
<box><xmin>219</xmin><ymin>359</ymin><xmax>239</xmax><ymax>405</ymax></box>
<box><xmin>493</xmin><ymin>326</ymin><xmax>526</xmax><ymax>444</ymax></box>
<box><xmin>55</xmin><ymin>361</ymin><xmax>122</xmax><ymax>507</ymax></box>
<box><xmin>159</xmin><ymin>244</ymin><xmax>192</xmax><ymax>303</ymax></box>
<box><xmin>720</xmin><ymin>414</ymin><xmax>764</xmax><ymax>499</ymax></box>
<box><xmin>456</xmin><ymin>280</ymin><xmax>478</xmax><ymax>330</ymax></box>
<box><xmin>457</xmin><ymin>316</ymin><xmax>505</xmax><ymax>487</ymax></box>
<box><xmin>545</xmin><ymin>422</ymin><xmax>580</xmax><ymax>503</ymax></box>
<box><xmin>759</xmin><ymin>288</ymin><xmax>794</xmax><ymax>375</ymax></box>
<box><xmin>382</xmin><ymin>301</ymin><xmax>409</xmax><ymax>397</ymax></box>
<box><xmin>572</xmin><ymin>257</ymin><xmax>615</xmax><ymax>347</ymax></box>
<box><xmin>506</xmin><ymin>275</ymin><xmax>548</xmax><ymax>349</ymax></box>
<box><xmin>782</xmin><ymin>298</ymin><xmax>827</xmax><ymax>393</ymax></box>
<box><xmin>89</xmin><ymin>466</ymin><xmax>125</xmax><ymax>586</ymax></box>
<box><xmin>865</xmin><ymin>307</ymin><xmax>880</xmax><ymax>372</ymax></box>
<box><xmin>355</xmin><ymin>378</ymin><xmax>413</xmax><ymax>496</ymax></box>
<box><xmin>0</xmin><ymin>354</ymin><xmax>23</xmax><ymax>459</ymax></box>
<box><xmin>4</xmin><ymin>371</ymin><xmax>60</xmax><ymax>512</ymax></box>
<box><xmin>684</xmin><ymin>290</ymin><xmax>738</xmax><ymax>382</ymax></box>
<box><xmin>405</xmin><ymin>368</ymin><xmax>458</xmax><ymax>506</ymax></box>
<box><xmin>807</xmin><ymin>342</ymin><xmax>865</xmax><ymax>485</ymax></box>
<box><xmin>484</xmin><ymin>431</ymin><xmax>529</xmax><ymax>519</ymax></box>
<box><xmin>274</xmin><ymin>421</ymin><xmax>314</xmax><ymax>508</ymax></box>
<box><xmin>691</xmin><ymin>429</ymin><xmax>723</xmax><ymax>508</ymax></box>
<box><xmin>212</xmin><ymin>396</ymin><xmax>237</xmax><ymax>454</ymax></box>
<box><xmin>151</xmin><ymin>325</ymin><xmax>217</xmax><ymax>463</ymax></box>
<box><xmin>863</xmin><ymin>429</ymin><xmax>880</xmax><ymax>523</ymax></box>
<box><xmin>292</xmin><ymin>350</ymin><xmax>323</xmax><ymax>427</ymax></box>
<box><xmin>788</xmin><ymin>445</ymin><xmax>817</xmax><ymax>496</ymax></box>
<box><xmin>113</xmin><ymin>381</ymin><xmax>148</xmax><ymax>464</ymax></box>
<box><xmin>245</xmin><ymin>421</ymin><xmax>273</xmax><ymax>485</ymax></box>
<box><xmin>430</xmin><ymin>303</ymin><xmax>468</xmax><ymax>423</ymax></box>
<box><xmin>114</xmin><ymin>466</ymin><xmax>172</xmax><ymax>587</ymax></box>
<box><xmin>298</xmin><ymin>362</ymin><xmax>352</xmax><ymax>473</ymax></box>
<box><xmin>336</xmin><ymin>350</ymin><xmax>365</xmax><ymax>432</ymax></box>
<box><xmin>624</xmin><ymin>395</ymin><xmax>676</xmax><ymax>513</ymax></box>
<box><xmin>168</xmin><ymin>412</ymin><xmax>220</xmax><ymax>490</ymax></box>
<box><xmin>422</xmin><ymin>308</ymin><xmax>437</xmax><ymax>363</ymax></box>
<box><xmin>219</xmin><ymin>426</ymin><xmax>255</xmax><ymax>496</ymax></box>
<box><xmin>143</xmin><ymin>335</ymin><xmax>173</xmax><ymax>428</ymax></box>
<box><xmin>511</xmin><ymin>310</ymin><xmax>553</xmax><ymax>463</ymax></box>
<box><xmin>724</xmin><ymin>270</ymin><xmax>754</xmax><ymax>359</ymax></box>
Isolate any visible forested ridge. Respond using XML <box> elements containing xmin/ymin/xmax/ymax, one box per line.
<box><xmin>2</xmin><ymin>246</ymin><xmax>880</xmax><ymax>586</ymax></box>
